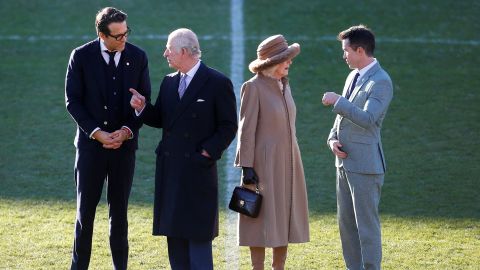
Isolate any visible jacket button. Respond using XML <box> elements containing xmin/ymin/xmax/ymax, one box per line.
<box><xmin>339</xmin><ymin>126</ymin><xmax>343</xmax><ymax>130</ymax></box>
<box><xmin>184</xmin><ymin>153</ymin><xmax>190</xmax><ymax>158</ymax></box>
<box><xmin>164</xmin><ymin>151</ymin><xmax>170</xmax><ymax>156</ymax></box>
<box><xmin>192</xmin><ymin>113</ymin><xmax>197</xmax><ymax>118</ymax></box>
<box><xmin>104</xmin><ymin>106</ymin><xmax>107</xmax><ymax>110</ymax></box>
<box><xmin>104</xmin><ymin>121</ymin><xmax>108</xmax><ymax>125</ymax></box>
<box><xmin>184</xmin><ymin>133</ymin><xmax>190</xmax><ymax>138</ymax></box>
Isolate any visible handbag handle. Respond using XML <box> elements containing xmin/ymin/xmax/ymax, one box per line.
<box><xmin>242</xmin><ymin>183</ymin><xmax>260</xmax><ymax>194</ymax></box>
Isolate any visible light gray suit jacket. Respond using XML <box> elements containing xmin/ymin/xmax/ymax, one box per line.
<box><xmin>327</xmin><ymin>62</ymin><xmax>393</xmax><ymax>174</ymax></box>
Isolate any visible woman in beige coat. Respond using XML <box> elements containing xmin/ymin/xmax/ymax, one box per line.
<box><xmin>234</xmin><ymin>35</ymin><xmax>309</xmax><ymax>270</ymax></box>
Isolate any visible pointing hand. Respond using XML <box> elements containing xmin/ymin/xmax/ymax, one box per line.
<box><xmin>129</xmin><ymin>88</ymin><xmax>146</xmax><ymax>111</ymax></box>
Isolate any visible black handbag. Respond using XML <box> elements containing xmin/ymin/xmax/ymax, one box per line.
<box><xmin>228</xmin><ymin>184</ymin><xmax>262</xmax><ymax>218</ymax></box>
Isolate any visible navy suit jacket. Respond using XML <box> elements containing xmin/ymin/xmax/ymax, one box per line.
<box><xmin>65</xmin><ymin>39</ymin><xmax>151</xmax><ymax>151</ymax></box>
<box><xmin>141</xmin><ymin>62</ymin><xmax>237</xmax><ymax>241</ymax></box>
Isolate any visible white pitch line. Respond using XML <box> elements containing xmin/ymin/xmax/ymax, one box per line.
<box><xmin>223</xmin><ymin>0</ymin><xmax>244</xmax><ymax>268</ymax></box>
<box><xmin>1</xmin><ymin>34</ymin><xmax>479</xmax><ymax>46</ymax></box>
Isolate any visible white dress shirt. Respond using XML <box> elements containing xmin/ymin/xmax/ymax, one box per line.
<box><xmin>100</xmin><ymin>40</ymin><xmax>121</xmax><ymax>66</ymax></box>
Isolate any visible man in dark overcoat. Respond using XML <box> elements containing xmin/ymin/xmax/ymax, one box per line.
<box><xmin>129</xmin><ymin>28</ymin><xmax>237</xmax><ymax>269</ymax></box>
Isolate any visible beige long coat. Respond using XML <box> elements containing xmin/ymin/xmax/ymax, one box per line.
<box><xmin>234</xmin><ymin>73</ymin><xmax>309</xmax><ymax>247</ymax></box>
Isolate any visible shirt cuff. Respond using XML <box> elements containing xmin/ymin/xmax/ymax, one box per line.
<box><xmin>334</xmin><ymin>96</ymin><xmax>342</xmax><ymax>107</ymax></box>
<box><xmin>135</xmin><ymin>106</ymin><xmax>145</xmax><ymax>116</ymax></box>
<box><xmin>121</xmin><ymin>126</ymin><xmax>134</xmax><ymax>139</ymax></box>
<box><xmin>90</xmin><ymin>127</ymin><xmax>100</xmax><ymax>139</ymax></box>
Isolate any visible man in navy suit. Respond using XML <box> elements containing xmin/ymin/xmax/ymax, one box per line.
<box><xmin>65</xmin><ymin>7</ymin><xmax>151</xmax><ymax>270</ymax></box>
<box><xmin>130</xmin><ymin>28</ymin><xmax>237</xmax><ymax>269</ymax></box>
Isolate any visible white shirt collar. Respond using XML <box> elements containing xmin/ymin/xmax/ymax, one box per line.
<box><xmin>183</xmin><ymin>60</ymin><xmax>201</xmax><ymax>78</ymax></box>
<box><xmin>355</xmin><ymin>58</ymin><xmax>377</xmax><ymax>80</ymax></box>
<box><xmin>100</xmin><ymin>40</ymin><xmax>108</xmax><ymax>51</ymax></box>
<box><xmin>100</xmin><ymin>40</ymin><xmax>121</xmax><ymax>65</ymax></box>
<box><xmin>181</xmin><ymin>60</ymin><xmax>201</xmax><ymax>87</ymax></box>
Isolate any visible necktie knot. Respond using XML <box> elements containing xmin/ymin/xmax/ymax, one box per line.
<box><xmin>105</xmin><ymin>50</ymin><xmax>117</xmax><ymax>67</ymax></box>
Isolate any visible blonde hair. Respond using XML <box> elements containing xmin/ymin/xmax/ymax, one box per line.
<box><xmin>260</xmin><ymin>64</ymin><xmax>278</xmax><ymax>78</ymax></box>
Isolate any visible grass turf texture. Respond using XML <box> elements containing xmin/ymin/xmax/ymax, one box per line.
<box><xmin>0</xmin><ymin>0</ymin><xmax>479</xmax><ymax>269</ymax></box>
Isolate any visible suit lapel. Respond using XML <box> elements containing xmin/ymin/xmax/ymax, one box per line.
<box><xmin>92</xmin><ymin>39</ymin><xmax>108</xmax><ymax>101</ymax></box>
<box><xmin>121</xmin><ymin>45</ymin><xmax>132</xmax><ymax>104</ymax></box>
<box><xmin>168</xmin><ymin>62</ymin><xmax>209</xmax><ymax>129</ymax></box>
<box><xmin>349</xmin><ymin>62</ymin><xmax>381</xmax><ymax>102</ymax></box>
<box><xmin>342</xmin><ymin>72</ymin><xmax>356</xmax><ymax>97</ymax></box>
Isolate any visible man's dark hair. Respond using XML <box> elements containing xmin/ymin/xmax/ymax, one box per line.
<box><xmin>337</xmin><ymin>25</ymin><xmax>375</xmax><ymax>56</ymax></box>
<box><xmin>95</xmin><ymin>7</ymin><xmax>127</xmax><ymax>35</ymax></box>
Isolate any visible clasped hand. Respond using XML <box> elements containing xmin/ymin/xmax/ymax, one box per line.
<box><xmin>242</xmin><ymin>167</ymin><xmax>259</xmax><ymax>185</ymax></box>
<box><xmin>93</xmin><ymin>129</ymin><xmax>129</xmax><ymax>149</ymax></box>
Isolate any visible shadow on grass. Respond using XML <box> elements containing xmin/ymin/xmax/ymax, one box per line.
<box><xmin>1</xmin><ymin>156</ymin><xmax>479</xmax><ymax>221</ymax></box>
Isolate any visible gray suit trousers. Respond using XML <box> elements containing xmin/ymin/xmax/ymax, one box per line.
<box><xmin>337</xmin><ymin>167</ymin><xmax>383</xmax><ymax>270</ymax></box>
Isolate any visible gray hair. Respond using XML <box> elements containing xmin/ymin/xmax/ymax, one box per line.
<box><xmin>168</xmin><ymin>28</ymin><xmax>202</xmax><ymax>58</ymax></box>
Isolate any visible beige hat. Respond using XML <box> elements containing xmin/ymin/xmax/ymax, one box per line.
<box><xmin>248</xmin><ymin>34</ymin><xmax>300</xmax><ymax>73</ymax></box>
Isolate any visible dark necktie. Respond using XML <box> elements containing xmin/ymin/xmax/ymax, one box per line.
<box><xmin>345</xmin><ymin>72</ymin><xmax>359</xmax><ymax>99</ymax></box>
<box><xmin>105</xmin><ymin>50</ymin><xmax>117</xmax><ymax>69</ymax></box>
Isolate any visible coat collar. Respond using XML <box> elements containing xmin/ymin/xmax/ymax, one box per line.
<box><xmin>257</xmin><ymin>73</ymin><xmax>289</xmax><ymax>94</ymax></box>
<box><xmin>121</xmin><ymin>45</ymin><xmax>132</xmax><ymax>101</ymax></box>
<box><xmin>91</xmin><ymin>39</ymin><xmax>107</xmax><ymax>100</ymax></box>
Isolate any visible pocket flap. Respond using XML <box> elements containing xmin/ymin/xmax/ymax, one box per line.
<box><xmin>350</xmin><ymin>134</ymin><xmax>375</xmax><ymax>144</ymax></box>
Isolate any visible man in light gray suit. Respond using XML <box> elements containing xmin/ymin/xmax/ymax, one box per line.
<box><xmin>322</xmin><ymin>25</ymin><xmax>393</xmax><ymax>270</ymax></box>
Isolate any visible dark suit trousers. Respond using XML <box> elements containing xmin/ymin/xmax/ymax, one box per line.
<box><xmin>167</xmin><ymin>237</ymin><xmax>213</xmax><ymax>270</ymax></box>
<box><xmin>71</xmin><ymin>147</ymin><xmax>135</xmax><ymax>270</ymax></box>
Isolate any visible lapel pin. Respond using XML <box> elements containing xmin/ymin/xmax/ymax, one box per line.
<box><xmin>126</xmin><ymin>62</ymin><xmax>130</xmax><ymax>66</ymax></box>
